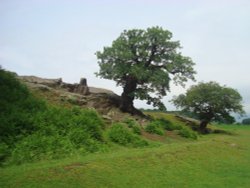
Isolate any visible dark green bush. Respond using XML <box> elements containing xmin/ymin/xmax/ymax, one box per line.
<box><xmin>178</xmin><ymin>128</ymin><xmax>197</xmax><ymax>139</ymax></box>
<box><xmin>10</xmin><ymin>133</ymin><xmax>76</xmax><ymax>164</ymax></box>
<box><xmin>123</xmin><ymin>118</ymin><xmax>138</xmax><ymax>128</ymax></box>
<box><xmin>0</xmin><ymin>143</ymin><xmax>10</xmax><ymax>164</ymax></box>
<box><xmin>132</xmin><ymin>125</ymin><xmax>142</xmax><ymax>135</ymax></box>
<box><xmin>145</xmin><ymin>121</ymin><xmax>164</xmax><ymax>135</ymax></box>
<box><xmin>8</xmin><ymin>107</ymin><xmax>105</xmax><ymax>164</ymax></box>
<box><xmin>123</xmin><ymin>118</ymin><xmax>142</xmax><ymax>135</ymax></box>
<box><xmin>108</xmin><ymin>123</ymin><xmax>148</xmax><ymax>147</ymax></box>
<box><xmin>0</xmin><ymin>69</ymin><xmax>46</xmax><ymax>144</ymax></box>
<box><xmin>108</xmin><ymin>124</ymin><xmax>134</xmax><ymax>145</ymax></box>
<box><xmin>157</xmin><ymin>118</ymin><xmax>182</xmax><ymax>131</ymax></box>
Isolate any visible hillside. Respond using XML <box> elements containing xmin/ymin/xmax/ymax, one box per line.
<box><xmin>0</xmin><ymin>69</ymin><xmax>199</xmax><ymax>166</ymax></box>
<box><xmin>1</xmin><ymin>69</ymin><xmax>250</xmax><ymax>187</ymax></box>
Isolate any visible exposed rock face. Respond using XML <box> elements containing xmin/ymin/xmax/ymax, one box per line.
<box><xmin>18</xmin><ymin>75</ymin><xmax>121</xmax><ymax>116</ymax></box>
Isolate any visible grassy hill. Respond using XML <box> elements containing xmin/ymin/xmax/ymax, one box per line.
<box><xmin>0</xmin><ymin>68</ymin><xmax>198</xmax><ymax>166</ymax></box>
<box><xmin>1</xmin><ymin>68</ymin><xmax>250</xmax><ymax>187</ymax></box>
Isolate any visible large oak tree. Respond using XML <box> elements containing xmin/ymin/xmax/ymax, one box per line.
<box><xmin>96</xmin><ymin>27</ymin><xmax>196</xmax><ymax>114</ymax></box>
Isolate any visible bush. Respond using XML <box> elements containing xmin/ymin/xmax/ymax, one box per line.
<box><xmin>178</xmin><ymin>128</ymin><xmax>197</xmax><ymax>139</ymax></box>
<box><xmin>0</xmin><ymin>69</ymin><xmax>46</xmax><ymax>144</ymax></box>
<box><xmin>123</xmin><ymin>118</ymin><xmax>138</xmax><ymax>128</ymax></box>
<box><xmin>108</xmin><ymin>123</ymin><xmax>148</xmax><ymax>147</ymax></box>
<box><xmin>8</xmin><ymin>106</ymin><xmax>106</xmax><ymax>165</ymax></box>
<box><xmin>157</xmin><ymin>118</ymin><xmax>182</xmax><ymax>131</ymax></box>
<box><xmin>122</xmin><ymin>118</ymin><xmax>142</xmax><ymax>135</ymax></box>
<box><xmin>132</xmin><ymin>125</ymin><xmax>142</xmax><ymax>135</ymax></box>
<box><xmin>10</xmin><ymin>133</ymin><xmax>76</xmax><ymax>164</ymax></box>
<box><xmin>0</xmin><ymin>143</ymin><xmax>10</xmax><ymax>164</ymax></box>
<box><xmin>145</xmin><ymin>121</ymin><xmax>164</xmax><ymax>135</ymax></box>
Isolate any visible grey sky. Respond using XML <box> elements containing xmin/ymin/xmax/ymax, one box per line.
<box><xmin>0</xmin><ymin>0</ymin><xmax>249</xmax><ymax>118</ymax></box>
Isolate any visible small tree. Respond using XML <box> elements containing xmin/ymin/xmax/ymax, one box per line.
<box><xmin>96</xmin><ymin>26</ymin><xmax>195</xmax><ymax>114</ymax></box>
<box><xmin>172</xmin><ymin>82</ymin><xmax>244</xmax><ymax>132</ymax></box>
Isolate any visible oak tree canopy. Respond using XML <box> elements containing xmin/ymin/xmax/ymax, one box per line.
<box><xmin>96</xmin><ymin>26</ymin><xmax>196</xmax><ymax>114</ymax></box>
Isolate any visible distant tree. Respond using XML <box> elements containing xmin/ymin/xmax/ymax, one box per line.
<box><xmin>96</xmin><ymin>26</ymin><xmax>196</xmax><ymax>114</ymax></box>
<box><xmin>172</xmin><ymin>82</ymin><xmax>244</xmax><ymax>133</ymax></box>
<box><xmin>242</xmin><ymin>118</ymin><xmax>250</xmax><ymax>125</ymax></box>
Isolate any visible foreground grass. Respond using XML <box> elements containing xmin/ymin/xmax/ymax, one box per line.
<box><xmin>1</xmin><ymin>125</ymin><xmax>250</xmax><ymax>188</ymax></box>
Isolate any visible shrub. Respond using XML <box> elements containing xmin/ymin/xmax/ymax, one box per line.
<box><xmin>132</xmin><ymin>125</ymin><xmax>142</xmax><ymax>135</ymax></box>
<box><xmin>145</xmin><ymin>121</ymin><xmax>164</xmax><ymax>135</ymax></box>
<box><xmin>108</xmin><ymin>124</ymin><xmax>134</xmax><ymax>145</ymax></box>
<box><xmin>0</xmin><ymin>69</ymin><xmax>46</xmax><ymax>144</ymax></box>
<box><xmin>178</xmin><ymin>128</ymin><xmax>197</xmax><ymax>139</ymax></box>
<box><xmin>123</xmin><ymin>118</ymin><xmax>142</xmax><ymax>135</ymax></box>
<box><xmin>0</xmin><ymin>143</ymin><xmax>10</xmax><ymax>164</ymax></box>
<box><xmin>123</xmin><ymin>118</ymin><xmax>138</xmax><ymax>128</ymax></box>
<box><xmin>10</xmin><ymin>136</ymin><xmax>74</xmax><ymax>164</ymax></box>
<box><xmin>108</xmin><ymin>123</ymin><xmax>148</xmax><ymax>147</ymax></box>
<box><xmin>157</xmin><ymin>118</ymin><xmax>182</xmax><ymax>131</ymax></box>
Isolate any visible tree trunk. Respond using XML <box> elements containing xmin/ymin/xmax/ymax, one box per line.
<box><xmin>120</xmin><ymin>77</ymin><xmax>137</xmax><ymax>114</ymax></box>
<box><xmin>199</xmin><ymin>120</ymin><xmax>208</xmax><ymax>133</ymax></box>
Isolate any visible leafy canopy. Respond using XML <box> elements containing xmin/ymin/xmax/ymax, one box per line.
<box><xmin>96</xmin><ymin>26</ymin><xmax>195</xmax><ymax>110</ymax></box>
<box><xmin>172</xmin><ymin>81</ymin><xmax>245</xmax><ymax>122</ymax></box>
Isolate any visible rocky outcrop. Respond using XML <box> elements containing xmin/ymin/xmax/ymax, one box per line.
<box><xmin>19</xmin><ymin>75</ymin><xmax>115</xmax><ymax>96</ymax></box>
<box><xmin>17</xmin><ymin>74</ymin><xmax>146</xmax><ymax>123</ymax></box>
<box><xmin>60</xmin><ymin>78</ymin><xmax>89</xmax><ymax>95</ymax></box>
<box><xmin>18</xmin><ymin>75</ymin><xmax>122</xmax><ymax>116</ymax></box>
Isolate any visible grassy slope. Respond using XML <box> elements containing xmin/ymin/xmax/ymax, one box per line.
<box><xmin>1</xmin><ymin>124</ymin><xmax>250</xmax><ymax>188</ymax></box>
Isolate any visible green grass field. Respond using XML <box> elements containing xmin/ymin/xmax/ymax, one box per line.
<box><xmin>1</xmin><ymin>125</ymin><xmax>250</xmax><ymax>188</ymax></box>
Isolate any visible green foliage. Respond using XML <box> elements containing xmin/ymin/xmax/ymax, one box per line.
<box><xmin>146</xmin><ymin>119</ymin><xmax>182</xmax><ymax>134</ymax></box>
<box><xmin>178</xmin><ymin>128</ymin><xmax>198</xmax><ymax>139</ymax></box>
<box><xmin>108</xmin><ymin>123</ymin><xmax>148</xmax><ymax>147</ymax></box>
<box><xmin>132</xmin><ymin>125</ymin><xmax>142</xmax><ymax>135</ymax></box>
<box><xmin>172</xmin><ymin>81</ymin><xmax>245</xmax><ymax>124</ymax></box>
<box><xmin>0</xmin><ymin>69</ymin><xmax>107</xmax><ymax>165</ymax></box>
<box><xmin>157</xmin><ymin>118</ymin><xmax>182</xmax><ymax>131</ymax></box>
<box><xmin>123</xmin><ymin>118</ymin><xmax>137</xmax><ymax>128</ymax></box>
<box><xmin>145</xmin><ymin>121</ymin><xmax>164</xmax><ymax>135</ymax></box>
<box><xmin>123</xmin><ymin>118</ymin><xmax>142</xmax><ymax>135</ymax></box>
<box><xmin>96</xmin><ymin>26</ymin><xmax>195</xmax><ymax>110</ymax></box>
<box><xmin>0</xmin><ymin>143</ymin><xmax>10</xmax><ymax>164</ymax></box>
<box><xmin>10</xmin><ymin>133</ymin><xmax>76</xmax><ymax>164</ymax></box>
<box><xmin>0</xmin><ymin>69</ymin><xmax>46</xmax><ymax>144</ymax></box>
<box><xmin>242</xmin><ymin>118</ymin><xmax>250</xmax><ymax>125</ymax></box>
<box><xmin>7</xmin><ymin>107</ymin><xmax>105</xmax><ymax>164</ymax></box>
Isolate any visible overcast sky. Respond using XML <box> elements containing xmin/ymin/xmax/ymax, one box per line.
<box><xmin>0</xmin><ymin>0</ymin><xmax>249</xmax><ymax>118</ymax></box>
